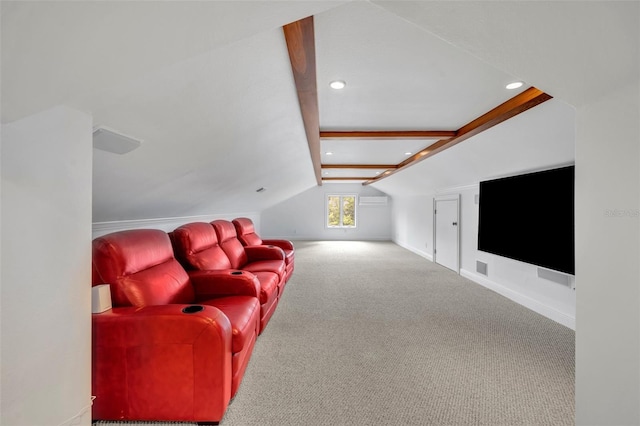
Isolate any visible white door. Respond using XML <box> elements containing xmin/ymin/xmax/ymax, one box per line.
<box><xmin>434</xmin><ymin>195</ymin><xmax>460</xmax><ymax>272</ymax></box>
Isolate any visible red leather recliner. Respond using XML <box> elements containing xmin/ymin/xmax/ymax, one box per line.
<box><xmin>233</xmin><ymin>217</ymin><xmax>295</xmax><ymax>282</ymax></box>
<box><xmin>211</xmin><ymin>220</ymin><xmax>287</xmax><ymax>293</ymax></box>
<box><xmin>170</xmin><ymin>222</ymin><xmax>280</xmax><ymax>334</ymax></box>
<box><xmin>91</xmin><ymin>229</ymin><xmax>260</xmax><ymax>423</ymax></box>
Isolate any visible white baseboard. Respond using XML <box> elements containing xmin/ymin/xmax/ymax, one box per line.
<box><xmin>92</xmin><ymin>212</ymin><xmax>260</xmax><ymax>239</ymax></box>
<box><xmin>394</xmin><ymin>240</ymin><xmax>433</xmax><ymax>262</ymax></box>
<box><xmin>460</xmin><ymin>269</ymin><xmax>575</xmax><ymax>330</ymax></box>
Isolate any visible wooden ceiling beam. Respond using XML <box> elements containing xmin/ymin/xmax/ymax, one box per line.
<box><xmin>322</xmin><ymin>164</ymin><xmax>398</xmax><ymax>169</ymax></box>
<box><xmin>456</xmin><ymin>87</ymin><xmax>552</xmax><ymax>142</ymax></box>
<box><xmin>283</xmin><ymin>17</ymin><xmax>322</xmax><ymax>186</ymax></box>
<box><xmin>320</xmin><ymin>130</ymin><xmax>456</xmax><ymax>139</ymax></box>
<box><xmin>364</xmin><ymin>87</ymin><xmax>552</xmax><ymax>185</ymax></box>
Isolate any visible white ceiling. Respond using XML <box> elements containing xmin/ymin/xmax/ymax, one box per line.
<box><xmin>321</xmin><ymin>138</ymin><xmax>436</xmax><ymax>165</ymax></box>
<box><xmin>315</xmin><ymin>2</ymin><xmax>529</xmax><ymax>130</ymax></box>
<box><xmin>4</xmin><ymin>1</ymin><xmax>621</xmax><ymax>223</ymax></box>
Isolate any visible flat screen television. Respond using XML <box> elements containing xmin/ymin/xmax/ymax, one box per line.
<box><xmin>477</xmin><ymin>165</ymin><xmax>575</xmax><ymax>275</ymax></box>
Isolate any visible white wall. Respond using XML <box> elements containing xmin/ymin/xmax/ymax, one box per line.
<box><xmin>392</xmin><ymin>195</ymin><xmax>433</xmax><ymax>260</ymax></box>
<box><xmin>261</xmin><ymin>183</ymin><xmax>392</xmax><ymax>240</ymax></box>
<box><xmin>1</xmin><ymin>106</ymin><xmax>93</xmax><ymax>426</ymax></box>
<box><xmin>574</xmin><ymin>81</ymin><xmax>639</xmax><ymax>425</ymax></box>
<box><xmin>92</xmin><ymin>211</ymin><xmax>261</xmax><ymax>239</ymax></box>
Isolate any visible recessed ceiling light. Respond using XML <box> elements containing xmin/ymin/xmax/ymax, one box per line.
<box><xmin>330</xmin><ymin>80</ymin><xmax>346</xmax><ymax>90</ymax></box>
<box><xmin>506</xmin><ymin>81</ymin><xmax>524</xmax><ymax>90</ymax></box>
<box><xmin>405</xmin><ymin>152</ymin><xmax>412</xmax><ymax>156</ymax></box>
<box><xmin>325</xmin><ymin>151</ymin><xmax>333</xmax><ymax>156</ymax></box>
<box><xmin>324</xmin><ymin>171</ymin><xmax>330</xmax><ymax>175</ymax></box>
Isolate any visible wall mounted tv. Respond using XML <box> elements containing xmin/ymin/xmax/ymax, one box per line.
<box><xmin>477</xmin><ymin>165</ymin><xmax>575</xmax><ymax>275</ymax></box>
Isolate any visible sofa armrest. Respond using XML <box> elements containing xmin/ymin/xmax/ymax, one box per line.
<box><xmin>244</xmin><ymin>245</ymin><xmax>285</xmax><ymax>262</ymax></box>
<box><xmin>262</xmin><ymin>239</ymin><xmax>294</xmax><ymax>251</ymax></box>
<box><xmin>189</xmin><ymin>269</ymin><xmax>260</xmax><ymax>300</ymax></box>
<box><xmin>92</xmin><ymin>305</ymin><xmax>232</xmax><ymax>422</ymax></box>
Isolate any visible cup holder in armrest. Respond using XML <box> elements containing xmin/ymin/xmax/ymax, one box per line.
<box><xmin>231</xmin><ymin>271</ymin><xmax>243</xmax><ymax>275</ymax></box>
<box><xmin>182</xmin><ymin>305</ymin><xmax>204</xmax><ymax>314</ymax></box>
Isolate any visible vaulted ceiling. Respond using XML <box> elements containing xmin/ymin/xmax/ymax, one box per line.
<box><xmin>4</xmin><ymin>1</ymin><xmax>623</xmax><ymax>223</ymax></box>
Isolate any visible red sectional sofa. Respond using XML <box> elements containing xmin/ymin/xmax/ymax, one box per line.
<box><xmin>233</xmin><ymin>217</ymin><xmax>295</xmax><ymax>282</ymax></box>
<box><xmin>170</xmin><ymin>222</ymin><xmax>281</xmax><ymax>334</ymax></box>
<box><xmin>91</xmin><ymin>229</ymin><xmax>261</xmax><ymax>424</ymax></box>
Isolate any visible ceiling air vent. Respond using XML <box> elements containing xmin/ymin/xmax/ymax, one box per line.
<box><xmin>93</xmin><ymin>126</ymin><xmax>142</xmax><ymax>154</ymax></box>
<box><xmin>359</xmin><ymin>196</ymin><xmax>388</xmax><ymax>206</ymax></box>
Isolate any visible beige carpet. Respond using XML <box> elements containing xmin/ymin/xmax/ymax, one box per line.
<box><xmin>95</xmin><ymin>240</ymin><xmax>575</xmax><ymax>426</ymax></box>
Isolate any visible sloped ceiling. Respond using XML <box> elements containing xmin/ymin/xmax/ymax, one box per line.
<box><xmin>1</xmin><ymin>1</ymin><xmax>345</xmax><ymax>222</ymax></box>
<box><xmin>76</xmin><ymin>28</ymin><xmax>317</xmax><ymax>221</ymax></box>
<box><xmin>2</xmin><ymin>1</ymin><xmax>611</xmax><ymax>223</ymax></box>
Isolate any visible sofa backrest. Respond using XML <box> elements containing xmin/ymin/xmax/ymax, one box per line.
<box><xmin>92</xmin><ymin>229</ymin><xmax>195</xmax><ymax>307</ymax></box>
<box><xmin>232</xmin><ymin>218</ymin><xmax>263</xmax><ymax>246</ymax></box>
<box><xmin>211</xmin><ymin>220</ymin><xmax>248</xmax><ymax>269</ymax></box>
<box><xmin>170</xmin><ymin>222</ymin><xmax>233</xmax><ymax>271</ymax></box>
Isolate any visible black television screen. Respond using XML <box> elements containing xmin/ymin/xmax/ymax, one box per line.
<box><xmin>477</xmin><ymin>165</ymin><xmax>575</xmax><ymax>275</ymax></box>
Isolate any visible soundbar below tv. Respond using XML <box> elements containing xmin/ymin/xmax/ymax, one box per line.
<box><xmin>477</xmin><ymin>165</ymin><xmax>575</xmax><ymax>275</ymax></box>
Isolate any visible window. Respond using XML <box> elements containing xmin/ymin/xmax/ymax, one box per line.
<box><xmin>327</xmin><ymin>195</ymin><xmax>357</xmax><ymax>228</ymax></box>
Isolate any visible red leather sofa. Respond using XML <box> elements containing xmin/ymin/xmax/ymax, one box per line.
<box><xmin>91</xmin><ymin>229</ymin><xmax>260</xmax><ymax>423</ymax></box>
<box><xmin>170</xmin><ymin>222</ymin><xmax>280</xmax><ymax>334</ymax></box>
<box><xmin>233</xmin><ymin>217</ymin><xmax>295</xmax><ymax>282</ymax></box>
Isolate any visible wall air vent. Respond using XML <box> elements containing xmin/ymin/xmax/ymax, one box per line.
<box><xmin>476</xmin><ymin>261</ymin><xmax>488</xmax><ymax>276</ymax></box>
<box><xmin>359</xmin><ymin>196</ymin><xmax>388</xmax><ymax>206</ymax></box>
<box><xmin>537</xmin><ymin>267</ymin><xmax>570</xmax><ymax>286</ymax></box>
